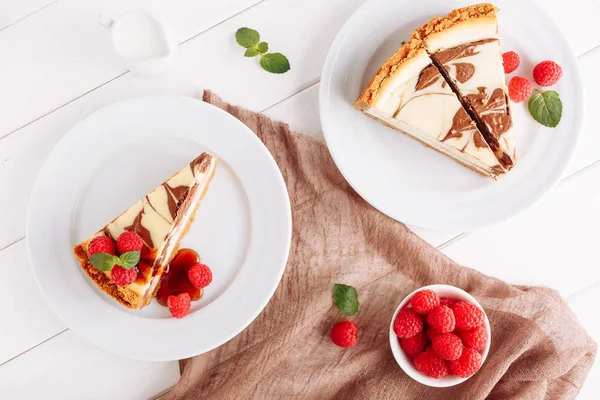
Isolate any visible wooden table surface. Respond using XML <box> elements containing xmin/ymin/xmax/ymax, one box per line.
<box><xmin>1</xmin><ymin>0</ymin><xmax>599</xmax><ymax>398</ymax></box>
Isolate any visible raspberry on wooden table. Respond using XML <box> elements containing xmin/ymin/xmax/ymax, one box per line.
<box><xmin>393</xmin><ymin>308</ymin><xmax>423</xmax><ymax>338</ymax></box>
<box><xmin>410</xmin><ymin>289</ymin><xmax>440</xmax><ymax>314</ymax></box>
<box><xmin>431</xmin><ymin>333</ymin><xmax>463</xmax><ymax>361</ymax></box>
<box><xmin>427</xmin><ymin>305</ymin><xmax>455</xmax><ymax>333</ymax></box>
<box><xmin>452</xmin><ymin>301</ymin><xmax>485</xmax><ymax>331</ymax></box>
<box><xmin>413</xmin><ymin>349</ymin><xmax>450</xmax><ymax>379</ymax></box>
<box><xmin>502</xmin><ymin>51</ymin><xmax>520</xmax><ymax>74</ymax></box>
<box><xmin>457</xmin><ymin>325</ymin><xmax>487</xmax><ymax>351</ymax></box>
<box><xmin>533</xmin><ymin>60</ymin><xmax>562</xmax><ymax>86</ymax></box>
<box><xmin>117</xmin><ymin>231</ymin><xmax>144</xmax><ymax>254</ymax></box>
<box><xmin>88</xmin><ymin>236</ymin><xmax>115</xmax><ymax>256</ymax></box>
<box><xmin>168</xmin><ymin>292</ymin><xmax>191</xmax><ymax>319</ymax></box>
<box><xmin>508</xmin><ymin>76</ymin><xmax>534</xmax><ymax>103</ymax></box>
<box><xmin>400</xmin><ymin>331</ymin><xmax>427</xmax><ymax>358</ymax></box>
<box><xmin>331</xmin><ymin>321</ymin><xmax>358</xmax><ymax>347</ymax></box>
<box><xmin>449</xmin><ymin>347</ymin><xmax>482</xmax><ymax>378</ymax></box>
<box><xmin>188</xmin><ymin>263</ymin><xmax>212</xmax><ymax>289</ymax></box>
<box><xmin>111</xmin><ymin>266</ymin><xmax>137</xmax><ymax>286</ymax></box>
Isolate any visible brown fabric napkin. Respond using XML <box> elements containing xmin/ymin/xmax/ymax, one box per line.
<box><xmin>164</xmin><ymin>91</ymin><xmax>596</xmax><ymax>399</ymax></box>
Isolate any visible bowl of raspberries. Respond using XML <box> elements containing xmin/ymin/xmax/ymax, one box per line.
<box><xmin>389</xmin><ymin>284</ymin><xmax>491</xmax><ymax>387</ymax></box>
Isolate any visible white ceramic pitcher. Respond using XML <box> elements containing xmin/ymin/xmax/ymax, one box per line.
<box><xmin>98</xmin><ymin>9</ymin><xmax>177</xmax><ymax>77</ymax></box>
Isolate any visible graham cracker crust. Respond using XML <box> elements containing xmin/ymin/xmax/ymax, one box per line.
<box><xmin>354</xmin><ymin>38</ymin><xmax>424</xmax><ymax>110</ymax></box>
<box><xmin>412</xmin><ymin>3</ymin><xmax>498</xmax><ymax>41</ymax></box>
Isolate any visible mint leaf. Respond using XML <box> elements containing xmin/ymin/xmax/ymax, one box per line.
<box><xmin>259</xmin><ymin>53</ymin><xmax>290</xmax><ymax>74</ymax></box>
<box><xmin>89</xmin><ymin>253</ymin><xmax>117</xmax><ymax>272</ymax></box>
<box><xmin>244</xmin><ymin>47</ymin><xmax>261</xmax><ymax>57</ymax></box>
<box><xmin>528</xmin><ymin>90</ymin><xmax>563</xmax><ymax>127</ymax></box>
<box><xmin>257</xmin><ymin>42</ymin><xmax>268</xmax><ymax>54</ymax></box>
<box><xmin>235</xmin><ymin>27</ymin><xmax>260</xmax><ymax>48</ymax></box>
<box><xmin>332</xmin><ymin>283</ymin><xmax>359</xmax><ymax>316</ymax></box>
<box><xmin>116</xmin><ymin>251</ymin><xmax>140</xmax><ymax>270</ymax></box>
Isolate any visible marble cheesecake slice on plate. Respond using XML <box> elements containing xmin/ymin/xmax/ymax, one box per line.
<box><xmin>355</xmin><ymin>38</ymin><xmax>505</xmax><ymax>178</ymax></box>
<box><xmin>73</xmin><ymin>153</ymin><xmax>217</xmax><ymax>309</ymax></box>
<box><xmin>414</xmin><ymin>3</ymin><xmax>516</xmax><ymax>171</ymax></box>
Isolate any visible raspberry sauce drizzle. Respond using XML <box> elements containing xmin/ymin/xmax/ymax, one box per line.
<box><xmin>156</xmin><ymin>248</ymin><xmax>203</xmax><ymax>307</ymax></box>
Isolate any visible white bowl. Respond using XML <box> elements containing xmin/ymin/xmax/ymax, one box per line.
<box><xmin>389</xmin><ymin>284</ymin><xmax>491</xmax><ymax>387</ymax></box>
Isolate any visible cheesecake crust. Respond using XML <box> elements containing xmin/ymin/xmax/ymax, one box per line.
<box><xmin>411</xmin><ymin>3</ymin><xmax>498</xmax><ymax>41</ymax></box>
<box><xmin>354</xmin><ymin>38</ymin><xmax>424</xmax><ymax>110</ymax></box>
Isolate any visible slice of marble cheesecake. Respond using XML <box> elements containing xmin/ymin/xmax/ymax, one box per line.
<box><xmin>414</xmin><ymin>3</ymin><xmax>516</xmax><ymax>170</ymax></box>
<box><xmin>73</xmin><ymin>153</ymin><xmax>217</xmax><ymax>309</ymax></box>
<box><xmin>355</xmin><ymin>38</ymin><xmax>505</xmax><ymax>178</ymax></box>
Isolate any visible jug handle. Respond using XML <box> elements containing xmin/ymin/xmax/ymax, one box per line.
<box><xmin>97</xmin><ymin>13</ymin><xmax>114</xmax><ymax>29</ymax></box>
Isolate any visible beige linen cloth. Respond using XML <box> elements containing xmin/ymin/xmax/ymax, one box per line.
<box><xmin>164</xmin><ymin>91</ymin><xmax>596</xmax><ymax>399</ymax></box>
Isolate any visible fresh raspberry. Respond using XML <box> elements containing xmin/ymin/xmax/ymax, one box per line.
<box><xmin>400</xmin><ymin>331</ymin><xmax>428</xmax><ymax>358</ymax></box>
<box><xmin>413</xmin><ymin>349</ymin><xmax>450</xmax><ymax>379</ymax></box>
<box><xmin>410</xmin><ymin>289</ymin><xmax>440</xmax><ymax>314</ymax></box>
<box><xmin>439</xmin><ymin>297</ymin><xmax>457</xmax><ymax>308</ymax></box>
<box><xmin>508</xmin><ymin>76</ymin><xmax>534</xmax><ymax>103</ymax></box>
<box><xmin>88</xmin><ymin>236</ymin><xmax>115</xmax><ymax>255</ymax></box>
<box><xmin>502</xmin><ymin>51</ymin><xmax>520</xmax><ymax>74</ymax></box>
<box><xmin>168</xmin><ymin>292</ymin><xmax>191</xmax><ymax>319</ymax></box>
<box><xmin>110</xmin><ymin>266</ymin><xmax>137</xmax><ymax>286</ymax></box>
<box><xmin>427</xmin><ymin>326</ymin><xmax>443</xmax><ymax>341</ymax></box>
<box><xmin>393</xmin><ymin>308</ymin><xmax>423</xmax><ymax>338</ymax></box>
<box><xmin>449</xmin><ymin>347</ymin><xmax>482</xmax><ymax>378</ymax></box>
<box><xmin>188</xmin><ymin>263</ymin><xmax>212</xmax><ymax>289</ymax></box>
<box><xmin>533</xmin><ymin>60</ymin><xmax>562</xmax><ymax>86</ymax></box>
<box><xmin>458</xmin><ymin>325</ymin><xmax>487</xmax><ymax>351</ymax></box>
<box><xmin>452</xmin><ymin>301</ymin><xmax>485</xmax><ymax>331</ymax></box>
<box><xmin>117</xmin><ymin>231</ymin><xmax>144</xmax><ymax>254</ymax></box>
<box><xmin>431</xmin><ymin>333</ymin><xmax>463</xmax><ymax>361</ymax></box>
<box><xmin>331</xmin><ymin>321</ymin><xmax>358</xmax><ymax>347</ymax></box>
<box><xmin>427</xmin><ymin>305</ymin><xmax>455</xmax><ymax>333</ymax></box>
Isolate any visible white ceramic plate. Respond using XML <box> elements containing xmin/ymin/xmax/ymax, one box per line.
<box><xmin>320</xmin><ymin>0</ymin><xmax>583</xmax><ymax>231</ymax></box>
<box><xmin>27</xmin><ymin>96</ymin><xmax>292</xmax><ymax>361</ymax></box>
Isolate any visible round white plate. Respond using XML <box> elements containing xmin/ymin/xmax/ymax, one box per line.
<box><xmin>320</xmin><ymin>0</ymin><xmax>583</xmax><ymax>231</ymax></box>
<box><xmin>27</xmin><ymin>96</ymin><xmax>292</xmax><ymax>361</ymax></box>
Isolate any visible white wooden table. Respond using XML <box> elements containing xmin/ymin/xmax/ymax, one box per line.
<box><xmin>1</xmin><ymin>0</ymin><xmax>599</xmax><ymax>398</ymax></box>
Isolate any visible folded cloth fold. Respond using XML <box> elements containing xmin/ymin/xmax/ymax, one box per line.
<box><xmin>163</xmin><ymin>91</ymin><xmax>596</xmax><ymax>400</ymax></box>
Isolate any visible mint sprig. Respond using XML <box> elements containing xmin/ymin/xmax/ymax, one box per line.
<box><xmin>89</xmin><ymin>251</ymin><xmax>140</xmax><ymax>272</ymax></box>
<box><xmin>528</xmin><ymin>90</ymin><xmax>563</xmax><ymax>127</ymax></box>
<box><xmin>332</xmin><ymin>283</ymin><xmax>359</xmax><ymax>316</ymax></box>
<box><xmin>235</xmin><ymin>28</ymin><xmax>290</xmax><ymax>74</ymax></box>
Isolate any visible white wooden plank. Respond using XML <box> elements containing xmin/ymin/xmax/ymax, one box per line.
<box><xmin>0</xmin><ymin>329</ymin><xmax>179</xmax><ymax>399</ymax></box>
<box><xmin>532</xmin><ymin>0</ymin><xmax>600</xmax><ymax>56</ymax></box>
<box><xmin>0</xmin><ymin>0</ymin><xmax>57</xmax><ymax>31</ymax></box>
<box><xmin>0</xmin><ymin>0</ymin><xmax>263</xmax><ymax>139</ymax></box>
<box><xmin>568</xmin><ymin>285</ymin><xmax>600</xmax><ymax>399</ymax></box>
<box><xmin>442</xmin><ymin>163</ymin><xmax>600</xmax><ymax>298</ymax></box>
<box><xmin>0</xmin><ymin>240</ymin><xmax>65</xmax><ymax>364</ymax></box>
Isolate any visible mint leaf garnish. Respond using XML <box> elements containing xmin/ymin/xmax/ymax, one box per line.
<box><xmin>332</xmin><ymin>283</ymin><xmax>359</xmax><ymax>316</ymax></box>
<box><xmin>257</xmin><ymin>42</ymin><xmax>268</xmax><ymax>54</ymax></box>
<box><xmin>244</xmin><ymin>48</ymin><xmax>261</xmax><ymax>57</ymax></box>
<box><xmin>89</xmin><ymin>253</ymin><xmax>117</xmax><ymax>272</ymax></box>
<box><xmin>236</xmin><ymin>28</ymin><xmax>289</xmax><ymax>74</ymax></box>
<box><xmin>235</xmin><ymin>27</ymin><xmax>260</xmax><ymax>48</ymax></box>
<box><xmin>259</xmin><ymin>53</ymin><xmax>290</xmax><ymax>74</ymax></box>
<box><xmin>117</xmin><ymin>251</ymin><xmax>141</xmax><ymax>270</ymax></box>
<box><xmin>528</xmin><ymin>90</ymin><xmax>563</xmax><ymax>128</ymax></box>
